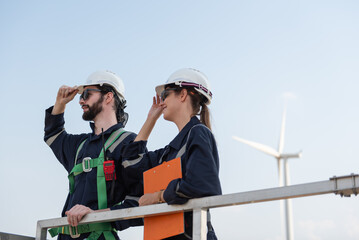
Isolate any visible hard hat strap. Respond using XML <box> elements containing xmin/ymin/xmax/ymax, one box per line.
<box><xmin>174</xmin><ymin>81</ymin><xmax>212</xmax><ymax>98</ymax></box>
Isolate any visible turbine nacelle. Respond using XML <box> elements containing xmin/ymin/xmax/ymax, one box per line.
<box><xmin>280</xmin><ymin>152</ymin><xmax>302</xmax><ymax>159</ymax></box>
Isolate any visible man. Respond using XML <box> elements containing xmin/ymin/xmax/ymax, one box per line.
<box><xmin>44</xmin><ymin>70</ymin><xmax>142</xmax><ymax>240</ymax></box>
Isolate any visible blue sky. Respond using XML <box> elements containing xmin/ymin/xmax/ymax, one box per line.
<box><xmin>1</xmin><ymin>1</ymin><xmax>359</xmax><ymax>239</ymax></box>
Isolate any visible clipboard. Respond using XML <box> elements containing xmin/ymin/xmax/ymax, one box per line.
<box><xmin>143</xmin><ymin>157</ymin><xmax>184</xmax><ymax>240</ymax></box>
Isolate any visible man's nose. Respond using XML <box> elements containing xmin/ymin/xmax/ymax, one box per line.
<box><xmin>79</xmin><ymin>97</ymin><xmax>85</xmax><ymax>105</ymax></box>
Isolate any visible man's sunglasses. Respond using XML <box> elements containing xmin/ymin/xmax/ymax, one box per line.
<box><xmin>79</xmin><ymin>88</ymin><xmax>102</xmax><ymax>101</ymax></box>
<box><xmin>160</xmin><ymin>88</ymin><xmax>178</xmax><ymax>101</ymax></box>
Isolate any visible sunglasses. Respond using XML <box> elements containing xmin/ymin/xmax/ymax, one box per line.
<box><xmin>160</xmin><ymin>88</ymin><xmax>178</xmax><ymax>101</ymax></box>
<box><xmin>79</xmin><ymin>88</ymin><xmax>102</xmax><ymax>101</ymax></box>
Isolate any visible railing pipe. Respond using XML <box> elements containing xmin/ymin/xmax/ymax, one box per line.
<box><xmin>36</xmin><ymin>174</ymin><xmax>359</xmax><ymax>240</ymax></box>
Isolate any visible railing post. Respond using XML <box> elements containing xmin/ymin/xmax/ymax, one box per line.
<box><xmin>192</xmin><ymin>208</ymin><xmax>207</xmax><ymax>240</ymax></box>
<box><xmin>35</xmin><ymin>222</ymin><xmax>47</xmax><ymax>240</ymax></box>
<box><xmin>0</xmin><ymin>232</ymin><xmax>35</xmax><ymax>240</ymax></box>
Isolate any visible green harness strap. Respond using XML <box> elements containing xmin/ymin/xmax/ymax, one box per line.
<box><xmin>68</xmin><ymin>128</ymin><xmax>125</xmax><ymax>195</ymax></box>
<box><xmin>48</xmin><ymin>222</ymin><xmax>114</xmax><ymax>238</ymax></box>
<box><xmin>50</xmin><ymin>128</ymin><xmax>126</xmax><ymax>240</ymax></box>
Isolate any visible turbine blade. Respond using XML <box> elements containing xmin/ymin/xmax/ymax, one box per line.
<box><xmin>233</xmin><ymin>136</ymin><xmax>280</xmax><ymax>158</ymax></box>
<box><xmin>278</xmin><ymin>105</ymin><xmax>287</xmax><ymax>154</ymax></box>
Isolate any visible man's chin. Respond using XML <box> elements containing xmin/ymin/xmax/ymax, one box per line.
<box><xmin>82</xmin><ymin>113</ymin><xmax>94</xmax><ymax>121</ymax></box>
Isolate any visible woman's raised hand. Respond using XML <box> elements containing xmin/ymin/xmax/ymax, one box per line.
<box><xmin>147</xmin><ymin>94</ymin><xmax>163</xmax><ymax>121</ymax></box>
<box><xmin>134</xmin><ymin>95</ymin><xmax>163</xmax><ymax>142</ymax></box>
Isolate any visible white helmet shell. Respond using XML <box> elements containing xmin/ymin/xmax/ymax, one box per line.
<box><xmin>77</xmin><ymin>70</ymin><xmax>125</xmax><ymax>100</ymax></box>
<box><xmin>155</xmin><ymin>68</ymin><xmax>212</xmax><ymax>105</ymax></box>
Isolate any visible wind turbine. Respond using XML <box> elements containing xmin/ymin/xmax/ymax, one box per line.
<box><xmin>232</xmin><ymin>105</ymin><xmax>302</xmax><ymax>240</ymax></box>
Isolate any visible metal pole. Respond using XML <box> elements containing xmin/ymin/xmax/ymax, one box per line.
<box><xmin>192</xmin><ymin>208</ymin><xmax>207</xmax><ymax>240</ymax></box>
<box><xmin>0</xmin><ymin>232</ymin><xmax>35</xmax><ymax>240</ymax></box>
<box><xmin>277</xmin><ymin>158</ymin><xmax>285</xmax><ymax>240</ymax></box>
<box><xmin>283</xmin><ymin>158</ymin><xmax>294</xmax><ymax>240</ymax></box>
<box><xmin>35</xmin><ymin>222</ymin><xmax>47</xmax><ymax>240</ymax></box>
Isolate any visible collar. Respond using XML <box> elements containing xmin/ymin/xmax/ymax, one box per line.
<box><xmin>88</xmin><ymin>121</ymin><xmax>124</xmax><ymax>142</ymax></box>
<box><xmin>168</xmin><ymin>116</ymin><xmax>201</xmax><ymax>150</ymax></box>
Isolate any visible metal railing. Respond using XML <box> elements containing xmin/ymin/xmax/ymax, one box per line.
<box><xmin>0</xmin><ymin>232</ymin><xmax>35</xmax><ymax>240</ymax></box>
<box><xmin>36</xmin><ymin>173</ymin><xmax>359</xmax><ymax>240</ymax></box>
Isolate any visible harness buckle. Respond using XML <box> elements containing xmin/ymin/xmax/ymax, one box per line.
<box><xmin>82</xmin><ymin>157</ymin><xmax>92</xmax><ymax>172</ymax></box>
<box><xmin>69</xmin><ymin>226</ymin><xmax>80</xmax><ymax>238</ymax></box>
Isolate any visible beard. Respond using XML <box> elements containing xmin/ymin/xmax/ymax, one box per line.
<box><xmin>82</xmin><ymin>95</ymin><xmax>104</xmax><ymax>121</ymax></box>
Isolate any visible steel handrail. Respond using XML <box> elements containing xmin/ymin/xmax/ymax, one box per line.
<box><xmin>36</xmin><ymin>173</ymin><xmax>359</xmax><ymax>240</ymax></box>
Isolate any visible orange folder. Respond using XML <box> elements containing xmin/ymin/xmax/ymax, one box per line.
<box><xmin>143</xmin><ymin>157</ymin><xmax>184</xmax><ymax>240</ymax></box>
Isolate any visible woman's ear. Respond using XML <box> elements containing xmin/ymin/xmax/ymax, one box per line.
<box><xmin>180</xmin><ymin>88</ymin><xmax>188</xmax><ymax>102</ymax></box>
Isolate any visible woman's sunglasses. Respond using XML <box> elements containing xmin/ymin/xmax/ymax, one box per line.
<box><xmin>160</xmin><ymin>88</ymin><xmax>178</xmax><ymax>101</ymax></box>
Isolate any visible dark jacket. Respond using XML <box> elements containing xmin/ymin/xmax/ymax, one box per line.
<box><xmin>122</xmin><ymin>116</ymin><xmax>222</xmax><ymax>239</ymax></box>
<box><xmin>44</xmin><ymin>106</ymin><xmax>143</xmax><ymax>240</ymax></box>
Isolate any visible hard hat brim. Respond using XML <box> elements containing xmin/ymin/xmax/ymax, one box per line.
<box><xmin>77</xmin><ymin>84</ymin><xmax>125</xmax><ymax>100</ymax></box>
<box><xmin>77</xmin><ymin>83</ymin><xmax>102</xmax><ymax>94</ymax></box>
<box><xmin>155</xmin><ymin>82</ymin><xmax>212</xmax><ymax>105</ymax></box>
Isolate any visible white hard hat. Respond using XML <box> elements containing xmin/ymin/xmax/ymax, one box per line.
<box><xmin>155</xmin><ymin>68</ymin><xmax>212</xmax><ymax>104</ymax></box>
<box><xmin>77</xmin><ymin>70</ymin><xmax>125</xmax><ymax>100</ymax></box>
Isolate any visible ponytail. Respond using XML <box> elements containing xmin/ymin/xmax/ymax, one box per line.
<box><xmin>186</xmin><ymin>88</ymin><xmax>212</xmax><ymax>130</ymax></box>
<box><xmin>199</xmin><ymin>103</ymin><xmax>211</xmax><ymax>130</ymax></box>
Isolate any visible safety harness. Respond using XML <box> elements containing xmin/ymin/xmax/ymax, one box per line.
<box><xmin>49</xmin><ymin>128</ymin><xmax>127</xmax><ymax>240</ymax></box>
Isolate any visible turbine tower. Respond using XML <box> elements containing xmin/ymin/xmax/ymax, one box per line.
<box><xmin>232</xmin><ymin>105</ymin><xmax>301</xmax><ymax>240</ymax></box>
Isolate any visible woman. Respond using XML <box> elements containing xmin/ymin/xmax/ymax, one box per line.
<box><xmin>122</xmin><ymin>68</ymin><xmax>222</xmax><ymax>239</ymax></box>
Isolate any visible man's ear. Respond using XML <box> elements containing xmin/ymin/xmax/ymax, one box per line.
<box><xmin>105</xmin><ymin>92</ymin><xmax>114</xmax><ymax>104</ymax></box>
